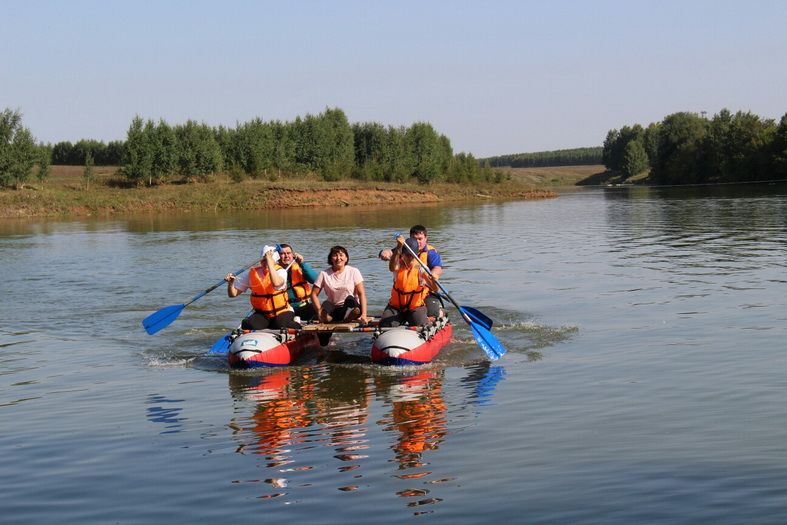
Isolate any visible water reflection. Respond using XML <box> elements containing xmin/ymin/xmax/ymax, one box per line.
<box><xmin>226</xmin><ymin>363</ymin><xmax>503</xmax><ymax>511</ymax></box>
<box><xmin>145</xmin><ymin>394</ymin><xmax>186</xmax><ymax>434</ymax></box>
<box><xmin>376</xmin><ymin>371</ymin><xmax>447</xmax><ymax>469</ymax></box>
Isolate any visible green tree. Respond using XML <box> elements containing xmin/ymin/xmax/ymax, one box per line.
<box><xmin>446</xmin><ymin>152</ymin><xmax>479</xmax><ymax>183</ymax></box>
<box><xmin>175</xmin><ymin>120</ymin><xmax>223</xmax><ymax>181</ymax></box>
<box><xmin>36</xmin><ymin>144</ymin><xmax>52</xmax><ymax>187</ymax></box>
<box><xmin>603</xmin><ymin>125</ymin><xmax>644</xmax><ymax>173</ymax></box>
<box><xmin>620</xmin><ymin>140</ymin><xmax>649</xmax><ymax>179</ymax></box>
<box><xmin>407</xmin><ymin>122</ymin><xmax>442</xmax><ymax>184</ymax></box>
<box><xmin>726</xmin><ymin>111</ymin><xmax>775</xmax><ymax>181</ymax></box>
<box><xmin>122</xmin><ymin>116</ymin><xmax>153</xmax><ymax>186</ymax></box>
<box><xmin>701</xmin><ymin>109</ymin><xmax>733</xmax><ymax>182</ymax></box>
<box><xmin>652</xmin><ymin>112</ymin><xmax>708</xmax><ymax>184</ymax></box>
<box><xmin>317</xmin><ymin>108</ymin><xmax>354</xmax><ymax>181</ymax></box>
<box><xmin>83</xmin><ymin>151</ymin><xmax>94</xmax><ymax>190</ymax></box>
<box><xmin>386</xmin><ymin>126</ymin><xmax>415</xmax><ymax>183</ymax></box>
<box><xmin>352</xmin><ymin>122</ymin><xmax>390</xmax><ymax>181</ymax></box>
<box><xmin>602</xmin><ymin>129</ymin><xmax>621</xmax><ymax>170</ymax></box>
<box><xmin>642</xmin><ymin>123</ymin><xmax>660</xmax><ymax>167</ymax></box>
<box><xmin>150</xmin><ymin>119</ymin><xmax>178</xmax><ymax>184</ymax></box>
<box><xmin>51</xmin><ymin>141</ymin><xmax>74</xmax><ymax>164</ymax></box>
<box><xmin>234</xmin><ymin>118</ymin><xmax>274</xmax><ymax>177</ymax></box>
<box><xmin>771</xmin><ymin>113</ymin><xmax>787</xmax><ymax>179</ymax></box>
<box><xmin>271</xmin><ymin>120</ymin><xmax>296</xmax><ymax>178</ymax></box>
<box><xmin>0</xmin><ymin>108</ymin><xmax>38</xmax><ymax>188</ymax></box>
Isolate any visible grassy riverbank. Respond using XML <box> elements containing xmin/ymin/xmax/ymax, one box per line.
<box><xmin>0</xmin><ymin>165</ymin><xmax>606</xmax><ymax>218</ymax></box>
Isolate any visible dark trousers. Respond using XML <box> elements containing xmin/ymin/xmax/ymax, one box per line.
<box><xmin>241</xmin><ymin>310</ymin><xmax>301</xmax><ymax>331</ymax></box>
<box><xmin>425</xmin><ymin>293</ymin><xmax>443</xmax><ymax>317</ymax></box>
<box><xmin>322</xmin><ymin>295</ymin><xmax>360</xmax><ymax>323</ymax></box>
<box><xmin>293</xmin><ymin>301</ymin><xmax>317</xmax><ymax>322</ymax></box>
<box><xmin>380</xmin><ymin>304</ymin><xmax>428</xmax><ymax>328</ymax></box>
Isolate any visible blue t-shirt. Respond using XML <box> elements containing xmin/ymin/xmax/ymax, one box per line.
<box><xmin>423</xmin><ymin>246</ymin><xmax>442</xmax><ymax>270</ymax></box>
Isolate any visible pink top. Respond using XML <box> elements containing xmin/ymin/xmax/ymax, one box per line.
<box><xmin>314</xmin><ymin>265</ymin><xmax>363</xmax><ymax>305</ymax></box>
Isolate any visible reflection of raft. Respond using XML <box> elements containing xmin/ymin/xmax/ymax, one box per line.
<box><xmin>226</xmin><ymin>315</ymin><xmax>452</xmax><ymax>368</ymax></box>
<box><xmin>371</xmin><ymin>315</ymin><xmax>452</xmax><ymax>366</ymax></box>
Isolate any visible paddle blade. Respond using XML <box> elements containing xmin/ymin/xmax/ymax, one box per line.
<box><xmin>142</xmin><ymin>304</ymin><xmax>185</xmax><ymax>335</ymax></box>
<box><xmin>460</xmin><ymin>306</ymin><xmax>493</xmax><ymax>330</ymax></box>
<box><xmin>469</xmin><ymin>322</ymin><xmax>507</xmax><ymax>361</ymax></box>
<box><xmin>208</xmin><ymin>332</ymin><xmax>233</xmax><ymax>355</ymax></box>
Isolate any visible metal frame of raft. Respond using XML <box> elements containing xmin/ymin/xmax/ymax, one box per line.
<box><xmin>226</xmin><ymin>315</ymin><xmax>453</xmax><ymax>368</ymax></box>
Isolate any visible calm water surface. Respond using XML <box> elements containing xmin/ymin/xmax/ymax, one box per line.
<box><xmin>2</xmin><ymin>184</ymin><xmax>787</xmax><ymax>523</ymax></box>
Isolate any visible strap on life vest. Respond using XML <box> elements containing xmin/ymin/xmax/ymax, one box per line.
<box><xmin>390</xmin><ymin>263</ymin><xmax>426</xmax><ymax>312</ymax></box>
<box><xmin>249</xmin><ymin>266</ymin><xmax>290</xmax><ymax>318</ymax></box>
<box><xmin>287</xmin><ymin>262</ymin><xmax>312</xmax><ymax>301</ymax></box>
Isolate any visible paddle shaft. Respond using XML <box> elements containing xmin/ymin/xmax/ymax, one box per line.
<box><xmin>185</xmin><ymin>260</ymin><xmax>258</xmax><ymax>307</ymax></box>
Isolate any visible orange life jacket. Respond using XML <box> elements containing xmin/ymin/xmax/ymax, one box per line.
<box><xmin>389</xmin><ymin>262</ymin><xmax>427</xmax><ymax>312</ymax></box>
<box><xmin>287</xmin><ymin>262</ymin><xmax>312</xmax><ymax>302</ymax></box>
<box><xmin>249</xmin><ymin>266</ymin><xmax>290</xmax><ymax>318</ymax></box>
<box><xmin>419</xmin><ymin>243</ymin><xmax>436</xmax><ymax>267</ymax></box>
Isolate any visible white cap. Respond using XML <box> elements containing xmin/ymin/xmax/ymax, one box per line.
<box><xmin>261</xmin><ymin>245</ymin><xmax>280</xmax><ymax>262</ymax></box>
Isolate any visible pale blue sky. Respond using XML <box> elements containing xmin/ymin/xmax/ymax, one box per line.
<box><xmin>3</xmin><ymin>0</ymin><xmax>786</xmax><ymax>157</ymax></box>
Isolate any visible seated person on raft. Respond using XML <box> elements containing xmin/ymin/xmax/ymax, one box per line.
<box><xmin>278</xmin><ymin>243</ymin><xmax>319</xmax><ymax>322</ymax></box>
<box><xmin>379</xmin><ymin>224</ymin><xmax>444</xmax><ymax>318</ymax></box>
<box><xmin>379</xmin><ymin>236</ymin><xmax>438</xmax><ymax>328</ymax></box>
<box><xmin>224</xmin><ymin>246</ymin><xmax>301</xmax><ymax>331</ymax></box>
<box><xmin>310</xmin><ymin>245</ymin><xmax>369</xmax><ymax>325</ymax></box>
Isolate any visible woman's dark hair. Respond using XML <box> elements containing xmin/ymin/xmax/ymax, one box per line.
<box><xmin>328</xmin><ymin>245</ymin><xmax>349</xmax><ymax>265</ymax></box>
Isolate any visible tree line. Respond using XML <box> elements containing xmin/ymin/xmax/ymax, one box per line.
<box><xmin>122</xmin><ymin>108</ymin><xmax>505</xmax><ymax>186</ymax></box>
<box><xmin>482</xmin><ymin>147</ymin><xmax>603</xmax><ymax>168</ymax></box>
<box><xmin>603</xmin><ymin>109</ymin><xmax>787</xmax><ymax>184</ymax></box>
<box><xmin>0</xmin><ymin>106</ymin><xmax>508</xmax><ymax>189</ymax></box>
<box><xmin>52</xmin><ymin>139</ymin><xmax>124</xmax><ymax>166</ymax></box>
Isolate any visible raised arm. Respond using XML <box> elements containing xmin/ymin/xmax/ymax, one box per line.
<box><xmin>265</xmin><ymin>251</ymin><xmax>285</xmax><ymax>288</ymax></box>
<box><xmin>389</xmin><ymin>235</ymin><xmax>406</xmax><ymax>272</ymax></box>
<box><xmin>225</xmin><ymin>272</ymin><xmax>242</xmax><ymax>297</ymax></box>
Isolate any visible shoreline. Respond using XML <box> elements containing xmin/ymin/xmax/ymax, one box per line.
<box><xmin>0</xmin><ymin>164</ymin><xmax>609</xmax><ymax>219</ymax></box>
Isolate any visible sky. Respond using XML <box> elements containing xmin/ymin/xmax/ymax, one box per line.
<box><xmin>3</xmin><ymin>0</ymin><xmax>786</xmax><ymax>158</ymax></box>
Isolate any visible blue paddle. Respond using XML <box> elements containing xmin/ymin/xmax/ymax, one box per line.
<box><xmin>207</xmin><ymin>309</ymin><xmax>253</xmax><ymax>354</ymax></box>
<box><xmin>396</xmin><ymin>234</ymin><xmax>506</xmax><ymax>360</ymax></box>
<box><xmin>460</xmin><ymin>306</ymin><xmax>493</xmax><ymax>330</ymax></box>
<box><xmin>208</xmin><ymin>332</ymin><xmax>234</xmax><ymax>354</ymax></box>
<box><xmin>142</xmin><ymin>260</ymin><xmax>258</xmax><ymax>335</ymax></box>
<box><xmin>436</xmin><ymin>294</ymin><xmax>493</xmax><ymax>329</ymax></box>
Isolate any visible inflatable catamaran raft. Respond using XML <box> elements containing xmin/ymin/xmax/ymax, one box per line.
<box><xmin>223</xmin><ymin>314</ymin><xmax>453</xmax><ymax>368</ymax></box>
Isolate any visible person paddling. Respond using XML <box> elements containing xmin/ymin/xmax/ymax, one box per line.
<box><xmin>278</xmin><ymin>243</ymin><xmax>319</xmax><ymax>322</ymax></box>
<box><xmin>224</xmin><ymin>246</ymin><xmax>301</xmax><ymax>331</ymax></box>
<box><xmin>380</xmin><ymin>236</ymin><xmax>438</xmax><ymax>328</ymax></box>
<box><xmin>379</xmin><ymin>225</ymin><xmax>444</xmax><ymax>318</ymax></box>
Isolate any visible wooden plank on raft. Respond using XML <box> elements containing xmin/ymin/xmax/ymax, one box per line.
<box><xmin>300</xmin><ymin>318</ymin><xmax>380</xmax><ymax>333</ymax></box>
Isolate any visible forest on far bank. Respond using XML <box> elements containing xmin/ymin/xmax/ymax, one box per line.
<box><xmin>602</xmin><ymin>109</ymin><xmax>787</xmax><ymax>185</ymax></box>
<box><xmin>1</xmin><ymin>107</ymin><xmax>506</xmax><ymax>190</ymax></box>
<box><xmin>4</xmin><ymin>106</ymin><xmax>786</xmax><ymax>190</ymax></box>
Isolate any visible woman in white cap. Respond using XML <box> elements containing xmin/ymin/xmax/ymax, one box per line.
<box><xmin>224</xmin><ymin>245</ymin><xmax>301</xmax><ymax>330</ymax></box>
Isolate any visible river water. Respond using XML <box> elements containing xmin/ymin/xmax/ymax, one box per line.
<box><xmin>2</xmin><ymin>183</ymin><xmax>787</xmax><ymax>523</ymax></box>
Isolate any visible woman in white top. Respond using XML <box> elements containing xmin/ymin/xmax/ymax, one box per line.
<box><xmin>311</xmin><ymin>245</ymin><xmax>369</xmax><ymax>324</ymax></box>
